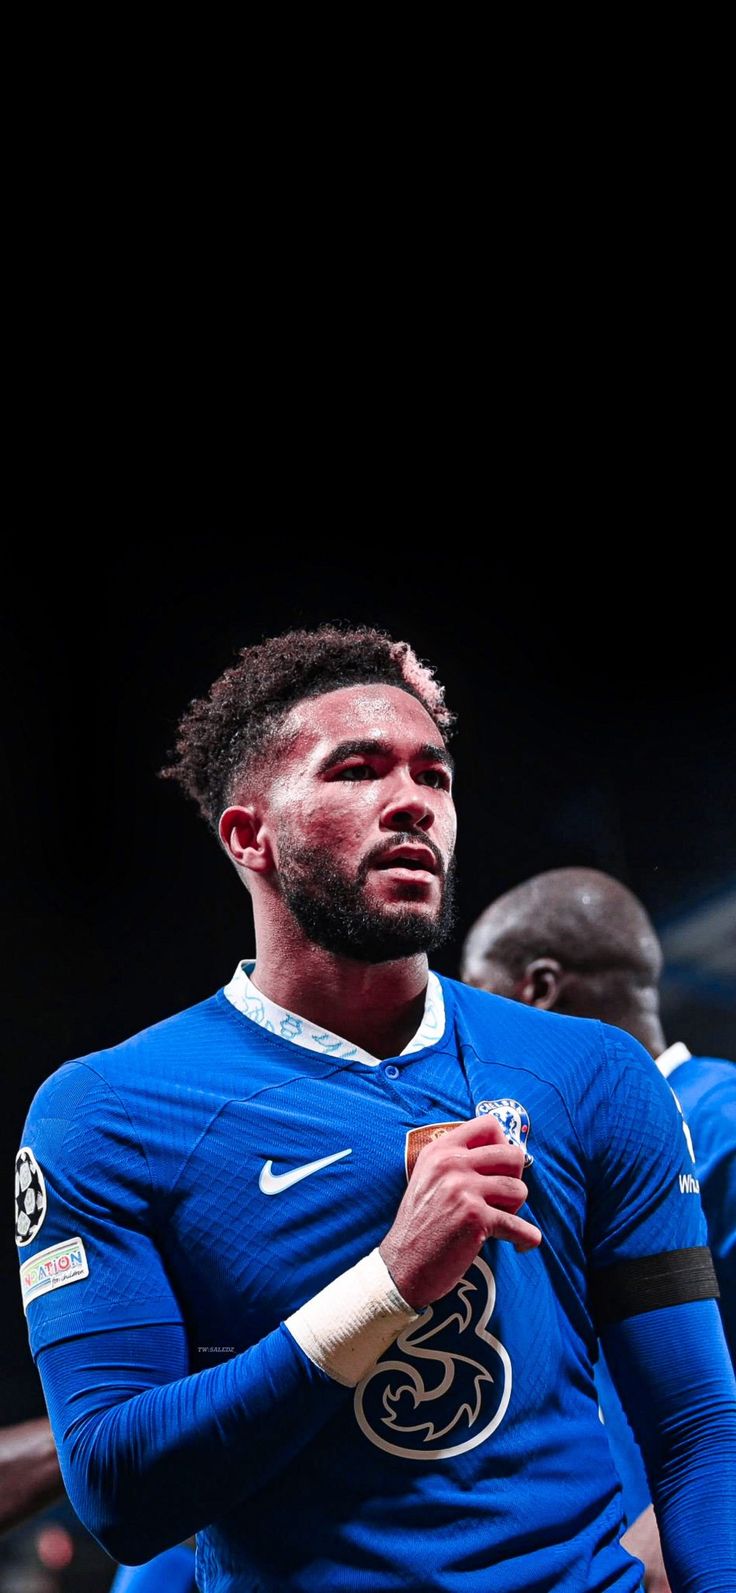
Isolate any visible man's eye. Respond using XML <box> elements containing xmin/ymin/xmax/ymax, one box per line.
<box><xmin>417</xmin><ymin>769</ymin><xmax>450</xmax><ymax>789</ymax></box>
<box><xmin>334</xmin><ymin>765</ymin><xmax>376</xmax><ymax>781</ymax></box>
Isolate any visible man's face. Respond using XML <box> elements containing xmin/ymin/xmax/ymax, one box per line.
<box><xmin>261</xmin><ymin>684</ymin><xmax>458</xmax><ymax>962</ymax></box>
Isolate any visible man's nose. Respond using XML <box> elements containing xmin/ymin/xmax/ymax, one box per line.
<box><xmin>380</xmin><ymin>776</ymin><xmax>434</xmax><ymax>832</ymax></box>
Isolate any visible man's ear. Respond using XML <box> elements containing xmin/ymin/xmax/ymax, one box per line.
<box><xmin>516</xmin><ymin>958</ymin><xmax>564</xmax><ymax>1010</ymax></box>
<box><xmin>218</xmin><ymin>806</ymin><xmax>274</xmax><ymax>875</ymax></box>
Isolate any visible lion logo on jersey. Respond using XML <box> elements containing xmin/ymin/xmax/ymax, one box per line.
<box><xmin>354</xmin><ymin>1257</ymin><xmax>511</xmax><ymax>1460</ymax></box>
<box><xmin>475</xmin><ymin>1098</ymin><xmax>533</xmax><ymax>1168</ymax></box>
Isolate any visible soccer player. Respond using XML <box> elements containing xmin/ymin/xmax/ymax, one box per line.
<box><xmin>460</xmin><ymin>867</ymin><xmax>735</xmax><ymax>1361</ymax></box>
<box><xmin>14</xmin><ymin>629</ymin><xmax>736</xmax><ymax>1592</ymax></box>
<box><xmin>461</xmin><ymin>865</ymin><xmax>736</xmax><ymax>1591</ymax></box>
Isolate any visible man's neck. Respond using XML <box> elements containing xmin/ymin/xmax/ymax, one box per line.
<box><xmin>249</xmin><ymin>925</ymin><xmax>431</xmax><ymax>1060</ymax></box>
<box><xmin>621</xmin><ymin>1009</ymin><xmax>666</xmax><ymax>1060</ymax></box>
<box><xmin>569</xmin><ymin>975</ymin><xmax>665</xmax><ymax>1060</ymax></box>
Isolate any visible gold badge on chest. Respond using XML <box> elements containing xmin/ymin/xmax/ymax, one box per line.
<box><xmin>404</xmin><ymin>1122</ymin><xmax>463</xmax><ymax>1182</ymax></box>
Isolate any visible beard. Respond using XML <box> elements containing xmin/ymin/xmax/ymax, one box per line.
<box><xmin>276</xmin><ymin>834</ymin><xmax>457</xmax><ymax>963</ymax></box>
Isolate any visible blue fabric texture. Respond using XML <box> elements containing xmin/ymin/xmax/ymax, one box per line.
<box><xmin>597</xmin><ymin>1051</ymin><xmax>736</xmax><ymax>1532</ymax></box>
<box><xmin>602</xmin><ymin>1300</ymin><xmax>736</xmax><ymax>1591</ymax></box>
<box><xmin>670</xmin><ymin>1055</ymin><xmax>736</xmax><ymax>1360</ymax></box>
<box><xmin>109</xmin><ymin>1543</ymin><xmax>196</xmax><ymax>1593</ymax></box>
<box><xmin>16</xmin><ymin>978</ymin><xmax>736</xmax><ymax>1590</ymax></box>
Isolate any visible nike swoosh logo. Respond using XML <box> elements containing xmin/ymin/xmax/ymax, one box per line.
<box><xmin>258</xmin><ymin>1148</ymin><xmax>352</xmax><ymax>1195</ymax></box>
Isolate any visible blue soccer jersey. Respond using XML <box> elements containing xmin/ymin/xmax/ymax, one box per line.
<box><xmin>15</xmin><ymin>974</ymin><xmax>730</xmax><ymax>1591</ymax></box>
<box><xmin>110</xmin><ymin>1545</ymin><xmax>197</xmax><ymax>1593</ymax></box>
<box><xmin>596</xmin><ymin>1044</ymin><xmax>736</xmax><ymax>1530</ymax></box>
<box><xmin>660</xmin><ymin>1047</ymin><xmax>736</xmax><ymax>1361</ymax></box>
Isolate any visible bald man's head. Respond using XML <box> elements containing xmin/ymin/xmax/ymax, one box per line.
<box><xmin>460</xmin><ymin>869</ymin><xmax>665</xmax><ymax>1056</ymax></box>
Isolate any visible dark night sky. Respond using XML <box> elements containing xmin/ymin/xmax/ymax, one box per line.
<box><xmin>2</xmin><ymin>544</ymin><xmax>734</xmax><ymax>1421</ymax></box>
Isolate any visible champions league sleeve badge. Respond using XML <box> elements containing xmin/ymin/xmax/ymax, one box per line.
<box><xmin>15</xmin><ymin>1147</ymin><xmax>48</xmax><ymax>1246</ymax></box>
<box><xmin>475</xmin><ymin>1100</ymin><xmax>534</xmax><ymax>1167</ymax></box>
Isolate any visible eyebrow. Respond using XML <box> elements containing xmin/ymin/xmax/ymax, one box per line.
<box><xmin>317</xmin><ymin>738</ymin><xmax>454</xmax><ymax>775</ymax></box>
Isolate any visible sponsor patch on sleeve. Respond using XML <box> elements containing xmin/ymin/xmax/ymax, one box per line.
<box><xmin>20</xmin><ymin>1237</ymin><xmax>89</xmax><ymax>1312</ymax></box>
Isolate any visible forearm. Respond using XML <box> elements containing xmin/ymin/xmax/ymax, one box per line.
<box><xmin>42</xmin><ymin>1322</ymin><xmax>345</xmax><ymax>1562</ymax></box>
<box><xmin>603</xmin><ymin>1300</ymin><xmax>736</xmax><ymax>1592</ymax></box>
<box><xmin>0</xmin><ymin>1417</ymin><xmax>64</xmax><ymax>1532</ymax></box>
<box><xmin>701</xmin><ymin>1145</ymin><xmax>736</xmax><ymax>1366</ymax></box>
<box><xmin>39</xmin><ymin>1250</ymin><xmax>417</xmax><ymax>1563</ymax></box>
<box><xmin>651</xmin><ymin>1406</ymin><xmax>736</xmax><ymax>1593</ymax></box>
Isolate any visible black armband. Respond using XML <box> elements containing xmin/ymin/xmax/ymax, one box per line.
<box><xmin>590</xmin><ymin>1246</ymin><xmax>719</xmax><ymax>1330</ymax></box>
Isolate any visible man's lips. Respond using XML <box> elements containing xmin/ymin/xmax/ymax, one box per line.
<box><xmin>372</xmin><ymin>845</ymin><xmax>439</xmax><ymax>876</ymax></box>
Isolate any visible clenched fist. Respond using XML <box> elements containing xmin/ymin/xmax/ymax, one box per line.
<box><xmin>379</xmin><ymin>1116</ymin><xmax>542</xmax><ymax>1309</ymax></box>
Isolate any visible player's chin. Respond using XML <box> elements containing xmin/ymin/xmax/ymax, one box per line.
<box><xmin>367</xmin><ymin>874</ymin><xmax>440</xmax><ymax>908</ymax></box>
<box><xmin>370</xmin><ymin>896</ymin><xmax>442</xmax><ymax>932</ymax></box>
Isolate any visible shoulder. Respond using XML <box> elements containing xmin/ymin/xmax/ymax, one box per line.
<box><xmin>436</xmin><ymin>977</ymin><xmax>673</xmax><ymax>1130</ymax></box>
<box><xmin>438</xmin><ymin>972</ymin><xmax>629</xmax><ymax>1071</ymax></box>
<box><xmin>672</xmin><ymin>1055</ymin><xmax>736</xmax><ymax>1109</ymax></box>
<box><xmin>99</xmin><ymin>990</ymin><xmax>233</xmax><ymax>1077</ymax></box>
<box><xmin>19</xmin><ymin>992</ymin><xmax>239</xmax><ymax>1224</ymax></box>
<box><xmin>671</xmin><ymin>1054</ymin><xmax>736</xmax><ymax>1135</ymax></box>
<box><xmin>681</xmin><ymin>1054</ymin><xmax>736</xmax><ymax>1088</ymax></box>
<box><xmin>23</xmin><ymin>991</ymin><xmax>227</xmax><ymax>1127</ymax></box>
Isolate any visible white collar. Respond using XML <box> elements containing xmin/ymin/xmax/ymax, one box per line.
<box><xmin>223</xmin><ymin>960</ymin><xmax>446</xmax><ymax>1068</ymax></box>
<box><xmin>656</xmin><ymin>1041</ymin><xmax>692</xmax><ymax>1079</ymax></box>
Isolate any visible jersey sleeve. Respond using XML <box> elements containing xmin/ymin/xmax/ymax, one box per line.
<box><xmin>601</xmin><ymin>1298</ymin><xmax>736</xmax><ymax>1590</ymax></box>
<box><xmin>108</xmin><ymin>1546</ymin><xmax>196</xmax><ymax>1593</ymax></box>
<box><xmin>37</xmin><ymin>1319</ymin><xmax>346</xmax><ymax>1563</ymax></box>
<box><xmin>16</xmin><ymin>1063</ymin><xmax>352</xmax><ymax>1563</ymax></box>
<box><xmin>685</xmin><ymin>1072</ymin><xmax>736</xmax><ymax>1362</ymax></box>
<box><xmin>593</xmin><ymin>1348</ymin><xmax>651</xmax><ymax>1526</ymax></box>
<box><xmin>15</xmin><ymin>1061</ymin><xmax>185</xmax><ymax>1358</ymax></box>
<box><xmin>581</xmin><ymin>1028</ymin><xmax>718</xmax><ymax>1326</ymax></box>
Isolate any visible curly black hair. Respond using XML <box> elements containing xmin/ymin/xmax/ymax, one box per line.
<box><xmin>160</xmin><ymin>624</ymin><xmax>455</xmax><ymax>830</ymax></box>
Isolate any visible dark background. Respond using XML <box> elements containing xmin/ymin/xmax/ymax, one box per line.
<box><xmin>1</xmin><ymin>543</ymin><xmax>734</xmax><ymax>1581</ymax></box>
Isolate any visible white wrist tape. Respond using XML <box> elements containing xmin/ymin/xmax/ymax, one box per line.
<box><xmin>285</xmin><ymin>1247</ymin><xmax>422</xmax><ymax>1387</ymax></box>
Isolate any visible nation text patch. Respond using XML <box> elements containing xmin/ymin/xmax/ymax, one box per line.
<box><xmin>20</xmin><ymin>1237</ymin><xmax>89</xmax><ymax>1312</ymax></box>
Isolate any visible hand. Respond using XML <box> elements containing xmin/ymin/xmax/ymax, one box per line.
<box><xmin>379</xmin><ymin>1116</ymin><xmax>542</xmax><ymax>1308</ymax></box>
<box><xmin>621</xmin><ymin>1505</ymin><xmax>672</xmax><ymax>1593</ymax></box>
